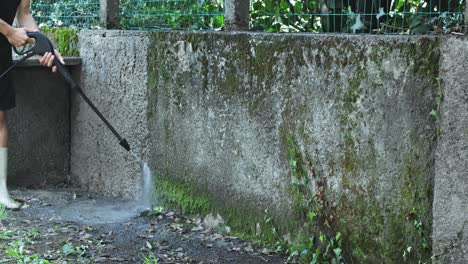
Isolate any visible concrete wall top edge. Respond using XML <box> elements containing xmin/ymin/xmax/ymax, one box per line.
<box><xmin>78</xmin><ymin>29</ymin><xmax>468</xmax><ymax>41</ymax></box>
<box><xmin>79</xmin><ymin>29</ymin><xmax>468</xmax><ymax>43</ymax></box>
<box><xmin>79</xmin><ymin>29</ymin><xmax>150</xmax><ymax>37</ymax></box>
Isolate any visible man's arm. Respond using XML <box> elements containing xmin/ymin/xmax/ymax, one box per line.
<box><xmin>0</xmin><ymin>19</ymin><xmax>14</xmax><ymax>38</ymax></box>
<box><xmin>0</xmin><ymin>18</ymin><xmax>31</xmax><ymax>47</ymax></box>
<box><xmin>16</xmin><ymin>0</ymin><xmax>38</xmax><ymax>29</ymax></box>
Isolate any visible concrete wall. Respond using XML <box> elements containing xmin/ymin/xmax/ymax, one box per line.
<box><xmin>432</xmin><ymin>37</ymin><xmax>468</xmax><ymax>263</ymax></box>
<box><xmin>148</xmin><ymin>32</ymin><xmax>439</xmax><ymax>262</ymax></box>
<box><xmin>71</xmin><ymin>31</ymin><xmax>150</xmax><ymax>198</ymax></box>
<box><xmin>74</xmin><ymin>31</ymin><xmax>468</xmax><ymax>263</ymax></box>
<box><xmin>8</xmin><ymin>59</ymin><xmax>80</xmax><ymax>187</ymax></box>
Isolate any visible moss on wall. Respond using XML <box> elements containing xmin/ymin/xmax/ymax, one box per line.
<box><xmin>151</xmin><ymin>171</ymin><xmax>294</xmax><ymax>245</ymax></box>
<box><xmin>146</xmin><ymin>32</ymin><xmax>439</xmax><ymax>263</ymax></box>
<box><xmin>40</xmin><ymin>27</ymin><xmax>79</xmax><ymax>57</ymax></box>
<box><xmin>330</xmin><ymin>38</ymin><xmax>438</xmax><ymax>262</ymax></box>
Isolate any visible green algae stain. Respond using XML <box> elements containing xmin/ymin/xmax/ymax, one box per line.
<box><xmin>152</xmin><ymin>170</ymin><xmax>289</xmax><ymax>246</ymax></box>
<box><xmin>284</xmin><ymin>133</ymin><xmax>307</xmax><ymax>180</ymax></box>
<box><xmin>221</xmin><ymin>66</ymin><xmax>238</xmax><ymax>98</ymax></box>
<box><xmin>146</xmin><ymin>33</ymin><xmax>439</xmax><ymax>263</ymax></box>
<box><xmin>332</xmin><ymin>40</ymin><xmax>435</xmax><ymax>261</ymax></box>
<box><xmin>153</xmin><ymin>176</ymin><xmax>211</xmax><ymax>215</ymax></box>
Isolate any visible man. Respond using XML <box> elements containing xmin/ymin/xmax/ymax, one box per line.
<box><xmin>0</xmin><ymin>0</ymin><xmax>64</xmax><ymax>209</ymax></box>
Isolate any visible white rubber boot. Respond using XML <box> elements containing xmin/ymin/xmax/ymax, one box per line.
<box><xmin>0</xmin><ymin>148</ymin><xmax>21</xmax><ymax>209</ymax></box>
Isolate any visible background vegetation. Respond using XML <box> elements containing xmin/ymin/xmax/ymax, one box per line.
<box><xmin>31</xmin><ymin>0</ymin><xmax>466</xmax><ymax>33</ymax></box>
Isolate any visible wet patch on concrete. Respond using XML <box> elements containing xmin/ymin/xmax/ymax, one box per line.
<box><xmin>11</xmin><ymin>190</ymin><xmax>148</xmax><ymax>225</ymax></box>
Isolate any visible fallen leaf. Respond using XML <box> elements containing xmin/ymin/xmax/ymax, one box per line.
<box><xmin>146</xmin><ymin>241</ymin><xmax>152</xmax><ymax>249</ymax></box>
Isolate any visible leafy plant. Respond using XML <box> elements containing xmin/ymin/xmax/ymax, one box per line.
<box><xmin>251</xmin><ymin>0</ymin><xmax>322</xmax><ymax>33</ymax></box>
<box><xmin>25</xmin><ymin>228</ymin><xmax>40</xmax><ymax>240</ymax></box>
<box><xmin>40</xmin><ymin>27</ymin><xmax>80</xmax><ymax>56</ymax></box>
<box><xmin>31</xmin><ymin>0</ymin><xmax>99</xmax><ymax>28</ymax></box>
<box><xmin>0</xmin><ymin>230</ymin><xmax>13</xmax><ymax>239</ymax></box>
<box><xmin>250</xmin><ymin>0</ymin><xmax>465</xmax><ymax>33</ymax></box>
<box><xmin>6</xmin><ymin>240</ymin><xmax>50</xmax><ymax>264</ymax></box>
<box><xmin>120</xmin><ymin>0</ymin><xmax>224</xmax><ymax>30</ymax></box>
<box><xmin>264</xmin><ymin>206</ymin><xmax>344</xmax><ymax>264</ymax></box>
<box><xmin>402</xmin><ymin>208</ymin><xmax>433</xmax><ymax>263</ymax></box>
<box><xmin>142</xmin><ymin>251</ymin><xmax>159</xmax><ymax>264</ymax></box>
<box><xmin>62</xmin><ymin>242</ymin><xmax>90</xmax><ymax>257</ymax></box>
<box><xmin>0</xmin><ymin>204</ymin><xmax>7</xmax><ymax>222</ymax></box>
<box><xmin>286</xmin><ymin>229</ymin><xmax>343</xmax><ymax>263</ymax></box>
<box><xmin>61</xmin><ymin>242</ymin><xmax>95</xmax><ymax>263</ymax></box>
<box><xmin>31</xmin><ymin>0</ymin><xmax>465</xmax><ymax>33</ymax></box>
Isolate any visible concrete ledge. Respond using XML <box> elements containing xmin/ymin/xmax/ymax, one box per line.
<box><xmin>13</xmin><ymin>57</ymin><xmax>82</xmax><ymax>67</ymax></box>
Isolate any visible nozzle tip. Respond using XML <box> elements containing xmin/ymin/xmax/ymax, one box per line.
<box><xmin>119</xmin><ymin>139</ymin><xmax>131</xmax><ymax>151</ymax></box>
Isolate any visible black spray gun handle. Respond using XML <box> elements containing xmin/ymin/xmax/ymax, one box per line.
<box><xmin>14</xmin><ymin>31</ymin><xmax>54</xmax><ymax>57</ymax></box>
<box><xmin>15</xmin><ymin>31</ymin><xmax>131</xmax><ymax>152</ymax></box>
<box><xmin>14</xmin><ymin>32</ymin><xmax>75</xmax><ymax>86</ymax></box>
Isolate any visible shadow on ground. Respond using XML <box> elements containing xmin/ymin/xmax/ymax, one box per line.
<box><xmin>0</xmin><ymin>189</ymin><xmax>287</xmax><ymax>263</ymax></box>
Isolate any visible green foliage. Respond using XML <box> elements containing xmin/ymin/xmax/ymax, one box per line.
<box><xmin>430</xmin><ymin>78</ymin><xmax>443</xmax><ymax>120</ymax></box>
<box><xmin>61</xmin><ymin>242</ymin><xmax>90</xmax><ymax>260</ymax></box>
<box><xmin>40</xmin><ymin>27</ymin><xmax>80</xmax><ymax>56</ymax></box>
<box><xmin>59</xmin><ymin>241</ymin><xmax>104</xmax><ymax>263</ymax></box>
<box><xmin>277</xmin><ymin>128</ymin><xmax>345</xmax><ymax>263</ymax></box>
<box><xmin>142</xmin><ymin>252</ymin><xmax>159</xmax><ymax>264</ymax></box>
<box><xmin>31</xmin><ymin>0</ymin><xmax>465</xmax><ymax>33</ymax></box>
<box><xmin>154</xmin><ymin>176</ymin><xmax>212</xmax><ymax>215</ymax></box>
<box><xmin>249</xmin><ymin>0</ymin><xmax>465</xmax><ymax>33</ymax></box>
<box><xmin>120</xmin><ymin>0</ymin><xmax>224</xmax><ymax>30</ymax></box>
<box><xmin>31</xmin><ymin>0</ymin><xmax>99</xmax><ymax>28</ymax></box>
<box><xmin>264</xmin><ymin>207</ymin><xmax>344</xmax><ymax>264</ymax></box>
<box><xmin>6</xmin><ymin>240</ymin><xmax>50</xmax><ymax>264</ymax></box>
<box><xmin>0</xmin><ymin>204</ymin><xmax>7</xmax><ymax>222</ymax></box>
<box><xmin>1</xmin><ymin>225</ymin><xmax>104</xmax><ymax>264</ymax></box>
<box><xmin>250</xmin><ymin>0</ymin><xmax>322</xmax><ymax>32</ymax></box>
<box><xmin>286</xmin><ymin>135</ymin><xmax>307</xmax><ymax>179</ymax></box>
<box><xmin>402</xmin><ymin>208</ymin><xmax>433</xmax><ymax>263</ymax></box>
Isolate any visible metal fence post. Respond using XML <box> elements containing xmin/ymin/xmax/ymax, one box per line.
<box><xmin>100</xmin><ymin>0</ymin><xmax>120</xmax><ymax>29</ymax></box>
<box><xmin>225</xmin><ymin>0</ymin><xmax>250</xmax><ymax>31</ymax></box>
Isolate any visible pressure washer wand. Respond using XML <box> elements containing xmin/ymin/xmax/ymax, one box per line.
<box><xmin>20</xmin><ymin>32</ymin><xmax>131</xmax><ymax>151</ymax></box>
<box><xmin>53</xmin><ymin>59</ymin><xmax>130</xmax><ymax>151</ymax></box>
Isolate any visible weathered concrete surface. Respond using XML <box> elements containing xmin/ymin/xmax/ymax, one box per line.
<box><xmin>433</xmin><ymin>37</ymin><xmax>468</xmax><ymax>263</ymax></box>
<box><xmin>71</xmin><ymin>30</ymin><xmax>150</xmax><ymax>198</ymax></box>
<box><xmin>75</xmin><ymin>31</ymin><xmax>468</xmax><ymax>263</ymax></box>
<box><xmin>8</xmin><ymin>59</ymin><xmax>80</xmax><ymax>186</ymax></box>
<box><xmin>147</xmin><ymin>32</ymin><xmax>439</xmax><ymax>262</ymax></box>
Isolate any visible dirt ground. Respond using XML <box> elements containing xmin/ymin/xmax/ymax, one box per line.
<box><xmin>0</xmin><ymin>189</ymin><xmax>287</xmax><ymax>263</ymax></box>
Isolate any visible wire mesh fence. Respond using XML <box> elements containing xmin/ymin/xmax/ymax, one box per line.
<box><xmin>120</xmin><ymin>0</ymin><xmax>224</xmax><ymax>30</ymax></box>
<box><xmin>30</xmin><ymin>0</ymin><xmax>465</xmax><ymax>34</ymax></box>
<box><xmin>251</xmin><ymin>0</ymin><xmax>466</xmax><ymax>33</ymax></box>
<box><xmin>31</xmin><ymin>0</ymin><xmax>100</xmax><ymax>28</ymax></box>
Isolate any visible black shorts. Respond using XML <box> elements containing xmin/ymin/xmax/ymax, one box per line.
<box><xmin>0</xmin><ymin>0</ymin><xmax>19</xmax><ymax>111</ymax></box>
<box><xmin>0</xmin><ymin>43</ymin><xmax>15</xmax><ymax>111</ymax></box>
